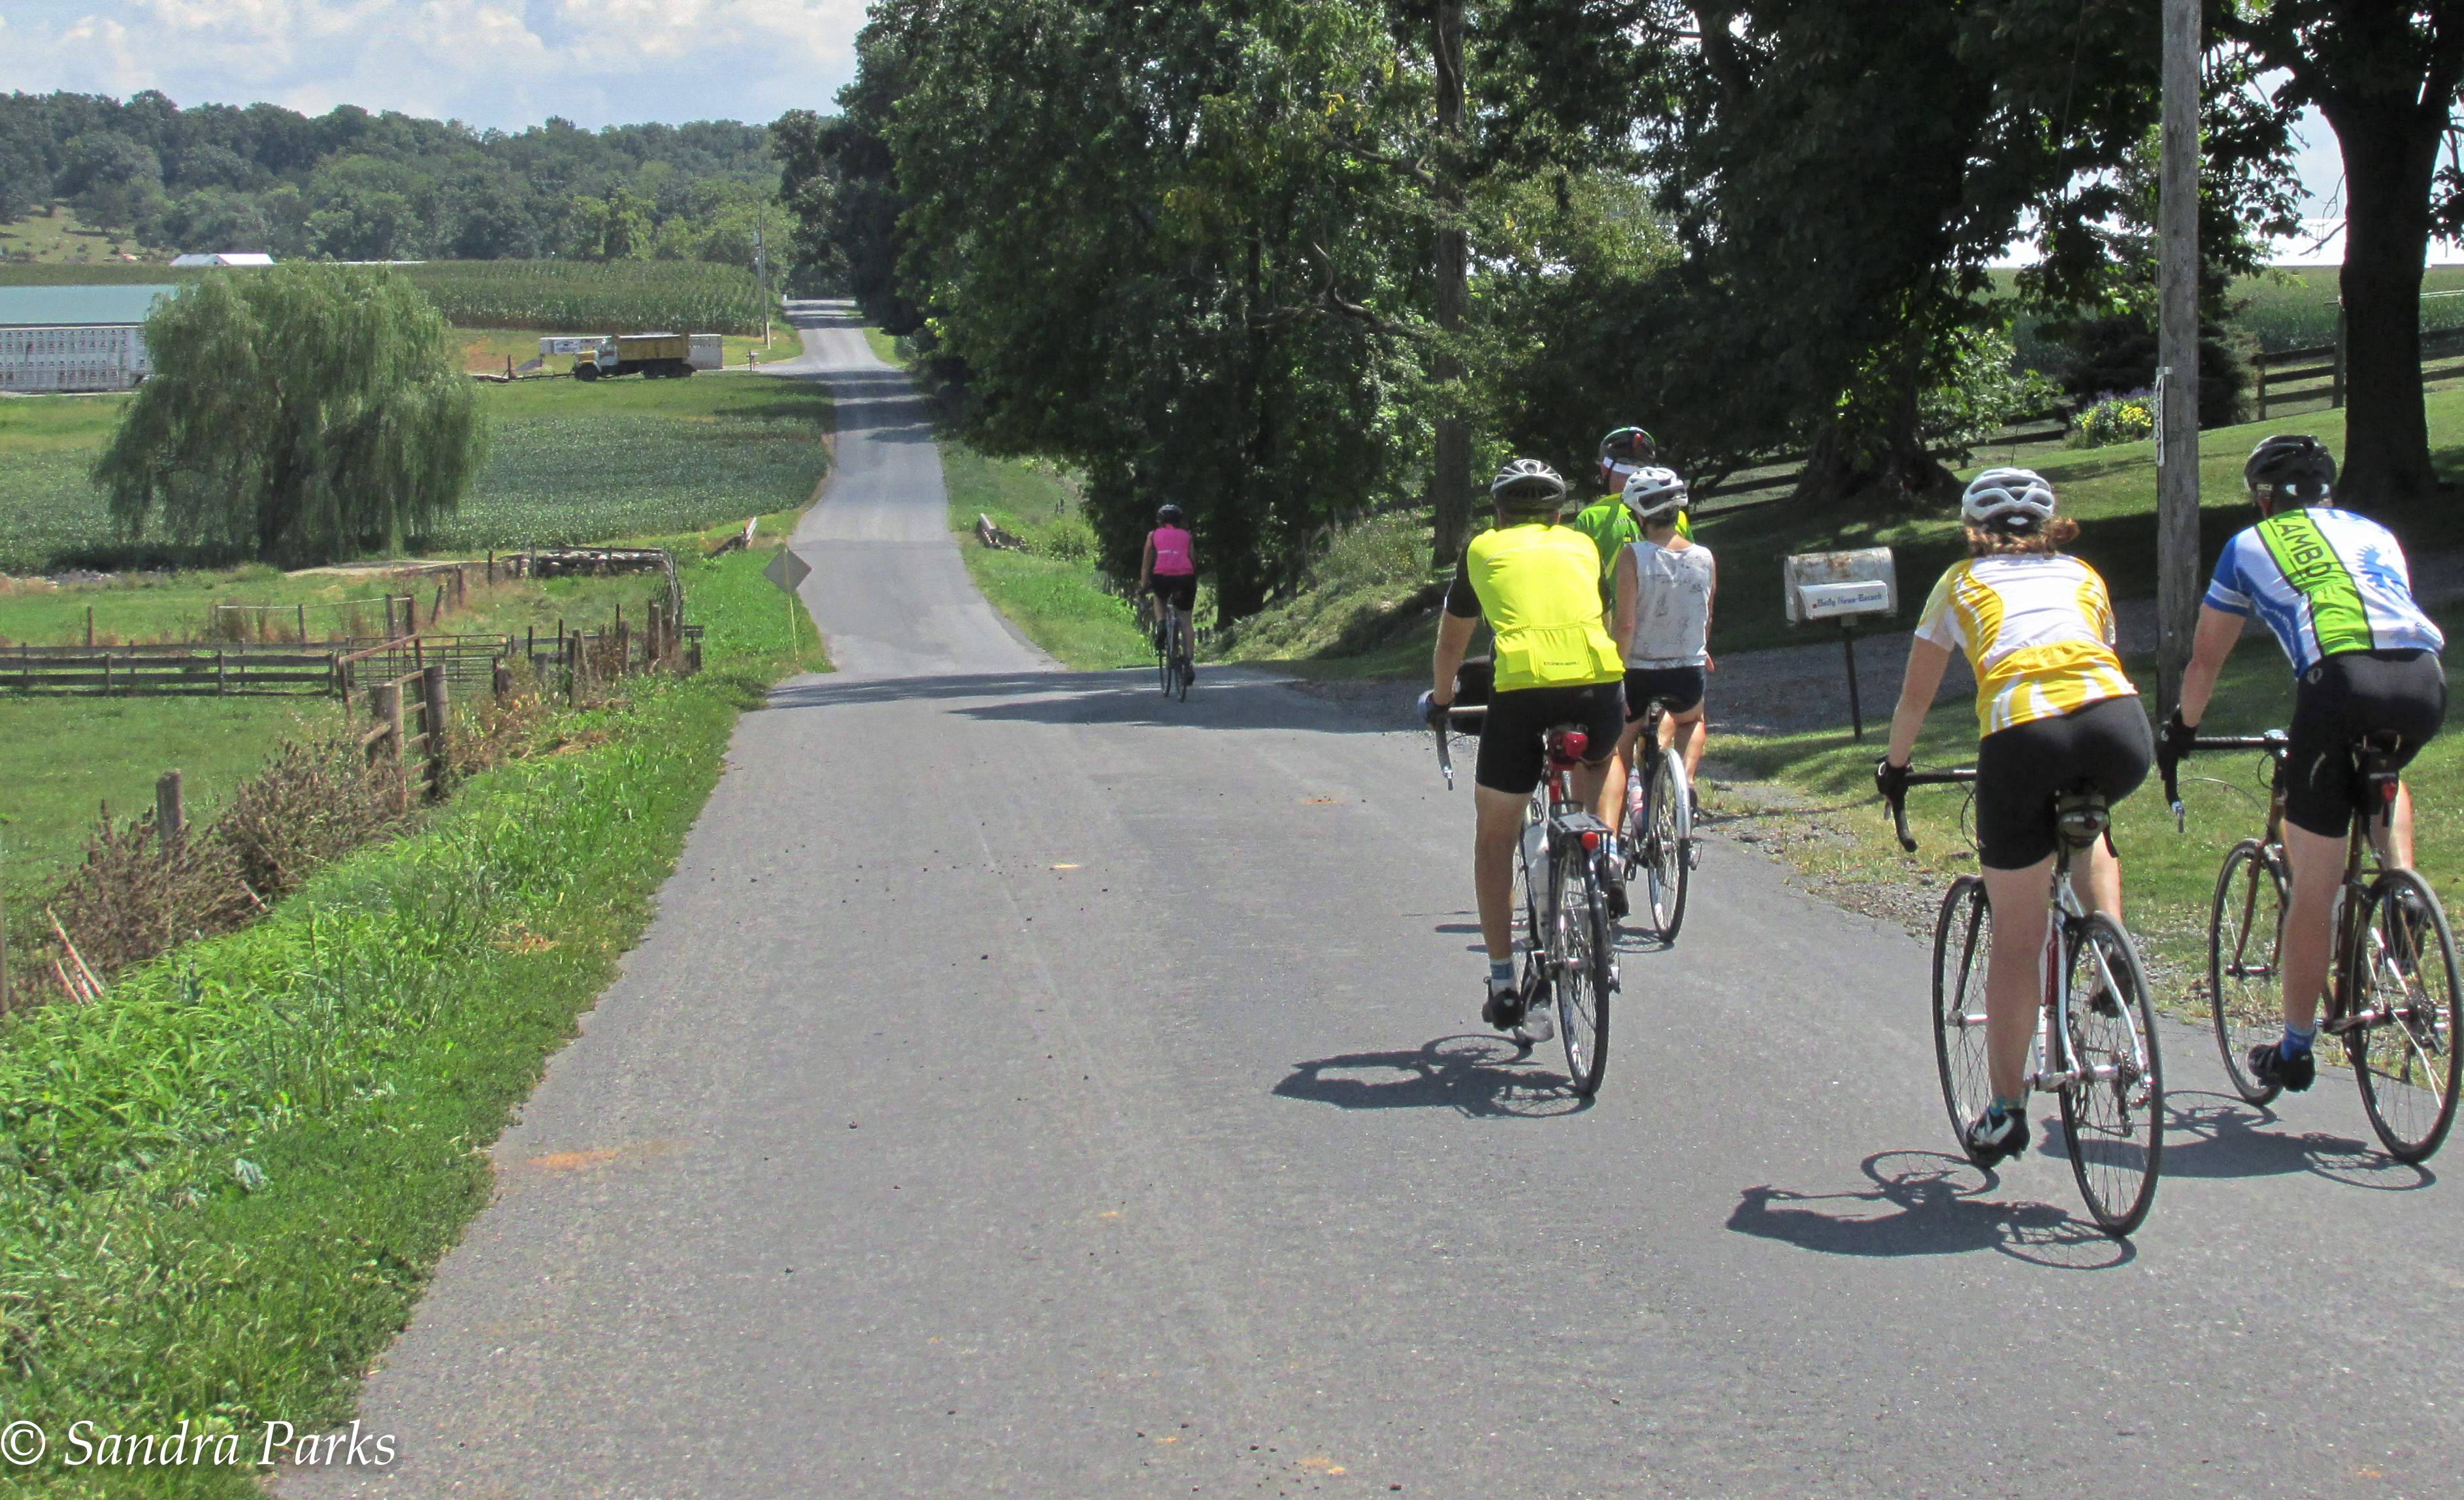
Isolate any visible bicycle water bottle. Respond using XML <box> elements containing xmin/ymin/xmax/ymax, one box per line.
<box><xmin>1627</xmin><ymin>766</ymin><xmax>1644</xmax><ymax>824</ymax></box>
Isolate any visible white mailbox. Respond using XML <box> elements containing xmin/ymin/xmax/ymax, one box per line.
<box><xmin>1784</xmin><ymin>547</ymin><xmax>1898</xmax><ymax>625</ymax></box>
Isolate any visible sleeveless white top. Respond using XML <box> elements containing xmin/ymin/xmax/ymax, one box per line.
<box><xmin>1624</xmin><ymin>540</ymin><xmax>1715</xmax><ymax>667</ymax></box>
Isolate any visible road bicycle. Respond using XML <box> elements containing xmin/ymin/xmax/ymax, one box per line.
<box><xmin>1886</xmin><ymin>770</ymin><xmax>2164</xmax><ymax>1237</ymax></box>
<box><xmin>1431</xmin><ymin>703</ymin><xmax>1618</xmax><ymax>1096</ymax></box>
<box><xmin>2165</xmin><ymin>729</ymin><xmax>2461</xmax><ymax>1163</ymax></box>
<box><xmin>1149</xmin><ymin>604</ymin><xmax>1191</xmax><ymax>701</ymax></box>
<box><xmin>1620</xmin><ymin>699</ymin><xmax>1696</xmax><ymax>943</ymax></box>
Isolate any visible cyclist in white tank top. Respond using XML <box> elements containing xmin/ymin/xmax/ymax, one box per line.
<box><xmin>1610</xmin><ymin>467</ymin><xmax>1717</xmax><ymax>784</ymax></box>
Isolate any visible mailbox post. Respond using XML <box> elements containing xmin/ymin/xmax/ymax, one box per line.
<box><xmin>1784</xmin><ymin>548</ymin><xmax>1899</xmax><ymax>741</ymax></box>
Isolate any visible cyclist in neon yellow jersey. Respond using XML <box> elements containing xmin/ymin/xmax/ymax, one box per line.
<box><xmin>1425</xmin><ymin>459</ymin><xmax>1626</xmax><ymax>1040</ymax></box>
<box><xmin>1877</xmin><ymin>468</ymin><xmax>2152</xmax><ymax>1166</ymax></box>
<box><xmin>1567</xmin><ymin>428</ymin><xmax>1652</xmax><ymax>606</ymax></box>
<box><xmin>2166</xmin><ymin>435</ymin><xmax>2447</xmax><ymax>1094</ymax></box>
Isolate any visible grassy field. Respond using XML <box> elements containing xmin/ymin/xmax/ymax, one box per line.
<box><xmin>0</xmin><ymin>206</ymin><xmax>145</xmax><ymax>265</ymax></box>
<box><xmin>0</xmin><ymin>542</ymin><xmax>817</xmax><ymax>1499</ymax></box>
<box><xmin>0</xmin><ymin>367</ymin><xmax>832</xmax><ymax>573</ymax></box>
<box><xmin>940</xmin><ymin>442</ymin><xmax>1152</xmax><ymax>671</ymax></box>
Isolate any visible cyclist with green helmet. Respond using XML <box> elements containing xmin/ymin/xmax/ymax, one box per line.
<box><xmin>1424</xmin><ymin>459</ymin><xmax>1628</xmax><ymax>1040</ymax></box>
<box><xmin>2165</xmin><ymin>435</ymin><xmax>2448</xmax><ymax>1094</ymax></box>
<box><xmin>1566</xmin><ymin>427</ymin><xmax>1654</xmax><ymax>610</ymax></box>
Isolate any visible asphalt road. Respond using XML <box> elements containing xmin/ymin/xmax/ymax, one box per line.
<box><xmin>287</xmin><ymin>302</ymin><xmax>2464</xmax><ymax>1499</ymax></box>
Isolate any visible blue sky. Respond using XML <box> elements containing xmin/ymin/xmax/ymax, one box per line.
<box><xmin>0</xmin><ymin>0</ymin><xmax>867</xmax><ymax>132</ymax></box>
<box><xmin>0</xmin><ymin>2</ymin><xmax>2365</xmax><ymax>223</ymax></box>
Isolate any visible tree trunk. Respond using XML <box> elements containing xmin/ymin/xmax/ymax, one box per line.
<box><xmin>1428</xmin><ymin>0</ymin><xmax>1471</xmax><ymax>568</ymax></box>
<box><xmin>1788</xmin><ymin>389</ymin><xmax>1957</xmax><ymax>512</ymax></box>
<box><xmin>2328</xmin><ymin>97</ymin><xmax>2444</xmax><ymax>506</ymax></box>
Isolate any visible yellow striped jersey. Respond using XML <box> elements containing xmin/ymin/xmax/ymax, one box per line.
<box><xmin>1914</xmin><ymin>555</ymin><xmax>2138</xmax><ymax>735</ymax></box>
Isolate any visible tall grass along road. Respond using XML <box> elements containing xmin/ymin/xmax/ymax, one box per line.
<box><xmin>278</xmin><ymin>327</ymin><xmax>2464</xmax><ymax>1499</ymax></box>
<box><xmin>0</xmin><ymin>547</ymin><xmax>819</xmax><ymax>1499</ymax></box>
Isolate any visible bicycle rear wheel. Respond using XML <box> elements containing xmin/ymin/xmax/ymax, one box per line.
<box><xmin>1554</xmin><ymin>850</ymin><xmax>1613</xmax><ymax>1097</ymax></box>
<box><xmin>2059</xmin><ymin>913</ymin><xmax>2163</xmax><ymax>1237</ymax></box>
<box><xmin>1174</xmin><ymin>647</ymin><xmax>1190</xmax><ymax>701</ymax></box>
<box><xmin>2209</xmin><ymin>839</ymin><xmax>2288</xmax><ymax>1104</ymax></box>
<box><xmin>1641</xmin><ymin>746</ymin><xmax>1691</xmax><ymax>942</ymax></box>
<box><xmin>1155</xmin><ymin>627</ymin><xmax>1171</xmax><ymax>694</ymax></box>
<box><xmin>2345</xmin><ymin>870</ymin><xmax>2463</xmax><ymax>1163</ymax></box>
<box><xmin>1931</xmin><ymin>876</ymin><xmax>1995</xmax><ymax>1162</ymax></box>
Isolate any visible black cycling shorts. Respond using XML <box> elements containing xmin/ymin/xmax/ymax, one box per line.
<box><xmin>1973</xmin><ymin>695</ymin><xmax>2153</xmax><ymax>870</ymax></box>
<box><xmin>2284</xmin><ymin>647</ymin><xmax>2447</xmax><ymax>839</ymax></box>
<box><xmin>1150</xmin><ymin>574</ymin><xmax>1196</xmax><ymax>610</ymax></box>
<box><xmin>1476</xmin><ymin>682</ymin><xmax>1624</xmax><ymax>796</ymax></box>
<box><xmin>1624</xmin><ymin>665</ymin><xmax>1706</xmax><ymax>720</ymax></box>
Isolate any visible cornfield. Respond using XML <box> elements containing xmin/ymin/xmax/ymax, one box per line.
<box><xmin>397</xmin><ymin>261</ymin><xmax>770</xmax><ymax>336</ymax></box>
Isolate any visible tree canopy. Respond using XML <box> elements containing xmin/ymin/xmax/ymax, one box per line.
<box><xmin>0</xmin><ymin>90</ymin><xmax>781</xmax><ymax>270</ymax></box>
<box><xmin>95</xmin><ymin>265</ymin><xmax>488</xmax><ymax>567</ymax></box>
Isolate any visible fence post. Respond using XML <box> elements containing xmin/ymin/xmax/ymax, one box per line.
<box><xmin>488</xmin><ymin>551</ymin><xmax>497</xmax><ymax>586</ymax></box>
<box><xmin>421</xmin><ymin>663</ymin><xmax>448</xmax><ymax>800</ymax></box>
<box><xmin>101</xmin><ymin>654</ymin><xmax>111</xmax><ymax>698</ymax></box>
<box><xmin>297</xmin><ymin>603</ymin><xmax>306</xmax><ymax>642</ymax></box>
<box><xmin>216</xmin><ymin>648</ymin><xmax>227</xmax><ymax>696</ymax></box>
<box><xmin>2256</xmin><ymin>355</ymin><xmax>2268</xmax><ymax>422</ymax></box>
<box><xmin>493</xmin><ymin>658</ymin><xmax>512</xmax><ymax>702</ymax></box>
<box><xmin>85</xmin><ymin>605</ymin><xmax>93</xmax><ymax>647</ymax></box>
<box><xmin>648</xmin><ymin>600</ymin><xmax>662</xmax><ymax>669</ymax></box>
<box><xmin>434</xmin><ymin>583</ymin><xmax>447</xmax><ymax>623</ymax></box>
<box><xmin>156</xmin><ymin>770</ymin><xmax>184</xmax><ymax>855</ymax></box>
<box><xmin>2333</xmin><ymin>308</ymin><xmax>2347</xmax><ymax>410</ymax></box>
<box><xmin>374</xmin><ymin>679</ymin><xmax>407</xmax><ymax>813</ymax></box>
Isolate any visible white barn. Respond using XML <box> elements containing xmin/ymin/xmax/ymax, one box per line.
<box><xmin>167</xmin><ymin>252</ymin><xmax>274</xmax><ymax>268</ymax></box>
<box><xmin>0</xmin><ymin>285</ymin><xmax>174</xmax><ymax>393</ymax></box>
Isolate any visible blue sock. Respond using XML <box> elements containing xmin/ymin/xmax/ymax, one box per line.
<box><xmin>1988</xmin><ymin>1094</ymin><xmax>2028</xmax><ymax>1124</ymax></box>
<box><xmin>1488</xmin><ymin>959</ymin><xmax>1516</xmax><ymax>992</ymax></box>
<box><xmin>2280</xmin><ymin>1024</ymin><xmax>2316</xmax><ymax>1058</ymax></box>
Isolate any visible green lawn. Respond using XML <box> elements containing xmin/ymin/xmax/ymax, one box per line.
<box><xmin>1692</xmin><ymin>383</ymin><xmax>2464</xmax><ymax>657</ymax></box>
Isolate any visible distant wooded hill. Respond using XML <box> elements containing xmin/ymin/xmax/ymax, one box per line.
<box><xmin>0</xmin><ymin>91</ymin><xmax>785</xmax><ymax>269</ymax></box>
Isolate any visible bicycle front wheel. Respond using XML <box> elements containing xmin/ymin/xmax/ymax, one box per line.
<box><xmin>1174</xmin><ymin>647</ymin><xmax>1190</xmax><ymax>701</ymax></box>
<box><xmin>2345</xmin><ymin>870</ymin><xmax>2463</xmax><ymax>1163</ymax></box>
<box><xmin>2059</xmin><ymin>913</ymin><xmax>2163</xmax><ymax>1237</ymax></box>
<box><xmin>1554</xmin><ymin>851</ymin><xmax>1613</xmax><ymax>1097</ymax></box>
<box><xmin>2209</xmin><ymin>839</ymin><xmax>2288</xmax><ymax>1104</ymax></box>
<box><xmin>1931</xmin><ymin>876</ymin><xmax>1995</xmax><ymax>1162</ymax></box>
<box><xmin>1156</xmin><ymin>631</ymin><xmax>1172</xmax><ymax>694</ymax></box>
<box><xmin>1642</xmin><ymin>747</ymin><xmax>1691</xmax><ymax>943</ymax></box>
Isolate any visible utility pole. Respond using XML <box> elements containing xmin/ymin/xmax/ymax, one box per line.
<box><xmin>1429</xmin><ymin>0</ymin><xmax>1470</xmax><ymax>570</ymax></box>
<box><xmin>754</xmin><ymin>226</ymin><xmax>771</xmax><ymax>349</ymax></box>
<box><xmin>2155</xmin><ymin>0</ymin><xmax>2202</xmax><ymax>712</ymax></box>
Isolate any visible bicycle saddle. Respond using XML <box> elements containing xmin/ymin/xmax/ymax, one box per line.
<box><xmin>2354</xmin><ymin>732</ymin><xmax>2406</xmax><ymax>809</ymax></box>
<box><xmin>2054</xmin><ymin>787</ymin><xmax>2110</xmax><ymax>852</ymax></box>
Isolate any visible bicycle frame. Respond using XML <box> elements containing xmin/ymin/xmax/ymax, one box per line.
<box><xmin>2169</xmin><ymin>732</ymin><xmax>2400</xmax><ymax>1034</ymax></box>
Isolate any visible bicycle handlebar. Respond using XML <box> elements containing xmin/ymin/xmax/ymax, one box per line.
<box><xmin>2162</xmin><ymin>729</ymin><xmax>2286</xmax><ymax>831</ymax></box>
<box><xmin>1422</xmin><ymin>697</ymin><xmax>1487</xmax><ymax>791</ymax></box>
<box><xmin>1885</xmin><ymin>767</ymin><xmax>1975</xmax><ymax>853</ymax></box>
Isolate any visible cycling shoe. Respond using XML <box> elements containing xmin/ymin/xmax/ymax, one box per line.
<box><xmin>1965</xmin><ymin>1107</ymin><xmax>2028</xmax><ymax>1167</ymax></box>
<box><xmin>2250</xmin><ymin>1041</ymin><xmax>2316</xmax><ymax>1093</ymax></box>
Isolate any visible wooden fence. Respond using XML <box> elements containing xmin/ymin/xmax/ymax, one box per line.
<box><xmin>1688</xmin><ymin>416</ymin><xmax>2073</xmax><ymax>510</ymax></box>
<box><xmin>336</xmin><ymin>634</ymin><xmax>514</xmax><ymax>704</ymax></box>
<box><xmin>2254</xmin><ymin>324</ymin><xmax>2464</xmax><ymax>420</ymax></box>
<box><xmin>357</xmin><ymin>664</ymin><xmax>450</xmax><ymax>811</ymax></box>
<box><xmin>1</xmin><ymin>642</ymin><xmax>344</xmax><ymax>696</ymax></box>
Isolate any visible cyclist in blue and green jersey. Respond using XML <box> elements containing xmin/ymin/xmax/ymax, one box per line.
<box><xmin>2167</xmin><ymin>435</ymin><xmax>2448</xmax><ymax>1094</ymax></box>
<box><xmin>1424</xmin><ymin>459</ymin><xmax>1628</xmax><ymax>1041</ymax></box>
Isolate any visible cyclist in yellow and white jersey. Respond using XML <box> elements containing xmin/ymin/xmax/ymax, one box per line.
<box><xmin>1876</xmin><ymin>468</ymin><xmax>2153</xmax><ymax>1166</ymax></box>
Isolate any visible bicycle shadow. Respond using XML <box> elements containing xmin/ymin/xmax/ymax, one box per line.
<box><xmin>2160</xmin><ymin>1090</ymin><xmax>2435</xmax><ymax>1191</ymax></box>
<box><xmin>1273</xmin><ymin>1034</ymin><xmax>1591</xmax><ymax>1118</ymax></box>
<box><xmin>1726</xmin><ymin>1150</ymin><xmax>2133</xmax><ymax>1270</ymax></box>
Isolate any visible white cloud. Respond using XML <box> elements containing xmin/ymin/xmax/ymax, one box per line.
<box><xmin>0</xmin><ymin>0</ymin><xmax>864</xmax><ymax>130</ymax></box>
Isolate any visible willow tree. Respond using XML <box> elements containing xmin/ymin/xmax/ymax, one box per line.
<box><xmin>95</xmin><ymin>265</ymin><xmax>487</xmax><ymax>566</ymax></box>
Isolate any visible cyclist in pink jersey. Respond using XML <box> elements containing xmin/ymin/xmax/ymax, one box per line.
<box><xmin>1141</xmin><ymin>504</ymin><xmax>1199</xmax><ymax>681</ymax></box>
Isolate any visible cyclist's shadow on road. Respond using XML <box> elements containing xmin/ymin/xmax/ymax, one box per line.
<box><xmin>1274</xmin><ymin>1035</ymin><xmax>1592</xmax><ymax>1118</ymax></box>
<box><xmin>1727</xmin><ymin>1150</ymin><xmax>2133</xmax><ymax>1270</ymax></box>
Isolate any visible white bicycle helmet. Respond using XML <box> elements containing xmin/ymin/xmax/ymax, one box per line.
<box><xmin>1960</xmin><ymin>467</ymin><xmax>2057</xmax><ymax>529</ymax></box>
<box><xmin>1622</xmin><ymin>465</ymin><xmax>1688</xmax><ymax>521</ymax></box>
<box><xmin>1490</xmin><ymin>458</ymin><xmax>1568</xmax><ymax>517</ymax></box>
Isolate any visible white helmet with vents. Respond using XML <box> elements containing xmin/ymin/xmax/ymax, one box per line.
<box><xmin>1621</xmin><ymin>465</ymin><xmax>1688</xmax><ymax>521</ymax></box>
<box><xmin>1960</xmin><ymin>467</ymin><xmax>2057</xmax><ymax>529</ymax></box>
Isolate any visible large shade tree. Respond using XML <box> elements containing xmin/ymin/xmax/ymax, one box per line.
<box><xmin>96</xmin><ymin>265</ymin><xmax>487</xmax><ymax>567</ymax></box>
<box><xmin>2216</xmin><ymin>1</ymin><xmax>2464</xmax><ymax>506</ymax></box>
